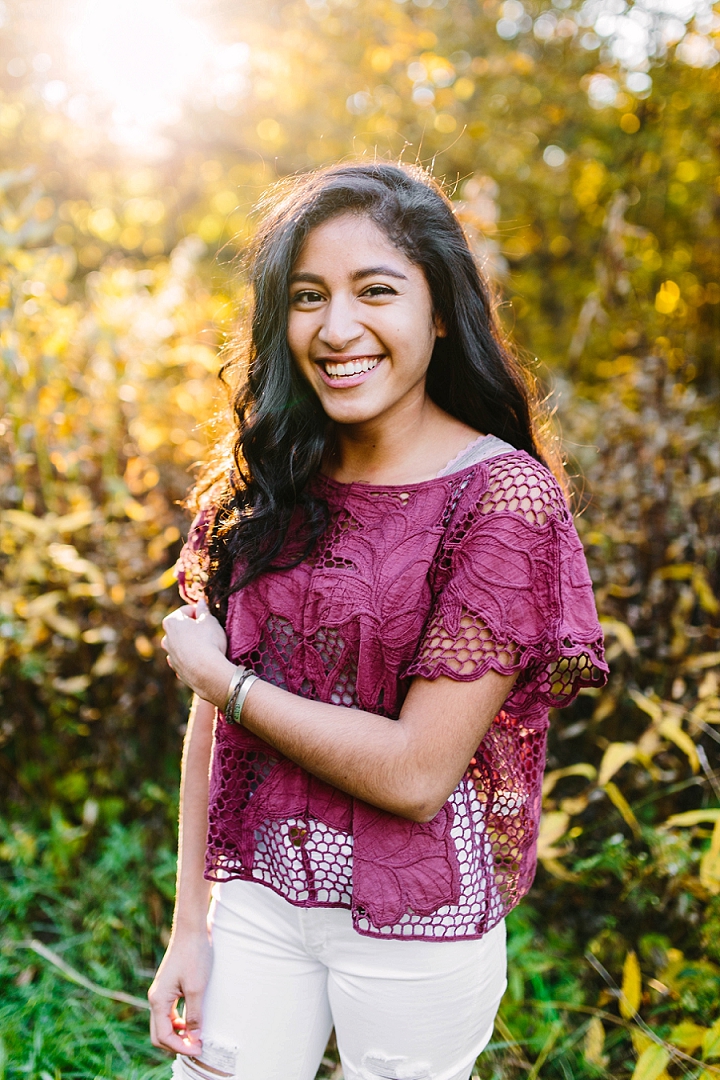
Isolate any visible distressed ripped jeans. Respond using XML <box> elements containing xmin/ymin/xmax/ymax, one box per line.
<box><xmin>172</xmin><ymin>879</ymin><xmax>506</xmax><ymax>1080</ymax></box>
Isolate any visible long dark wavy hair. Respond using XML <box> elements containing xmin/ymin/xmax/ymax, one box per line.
<box><xmin>191</xmin><ymin>161</ymin><xmax>560</xmax><ymax>621</ymax></box>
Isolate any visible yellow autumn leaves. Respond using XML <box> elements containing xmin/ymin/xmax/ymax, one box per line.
<box><xmin>539</xmin><ymin>687</ymin><xmax>720</xmax><ymax>883</ymax></box>
<box><xmin>613</xmin><ymin>950</ymin><xmax>720</xmax><ymax>1079</ymax></box>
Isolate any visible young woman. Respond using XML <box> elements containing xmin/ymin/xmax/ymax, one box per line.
<box><xmin>150</xmin><ymin>162</ymin><xmax>607</xmax><ymax>1080</ymax></box>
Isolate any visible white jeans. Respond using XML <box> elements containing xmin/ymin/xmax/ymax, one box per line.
<box><xmin>173</xmin><ymin>879</ymin><xmax>507</xmax><ymax>1080</ymax></box>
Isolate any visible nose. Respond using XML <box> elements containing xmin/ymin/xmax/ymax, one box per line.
<box><xmin>317</xmin><ymin>295</ymin><xmax>363</xmax><ymax>352</ymax></box>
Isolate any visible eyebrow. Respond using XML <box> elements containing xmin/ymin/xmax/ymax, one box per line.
<box><xmin>289</xmin><ymin>265</ymin><xmax>409</xmax><ymax>285</ymax></box>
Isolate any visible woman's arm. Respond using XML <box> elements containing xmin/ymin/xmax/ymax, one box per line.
<box><xmin>148</xmin><ymin>694</ymin><xmax>215</xmax><ymax>1056</ymax></box>
<box><xmin>242</xmin><ymin>668</ymin><xmax>515</xmax><ymax>821</ymax></box>
<box><xmin>162</xmin><ymin>601</ymin><xmax>515</xmax><ymax>823</ymax></box>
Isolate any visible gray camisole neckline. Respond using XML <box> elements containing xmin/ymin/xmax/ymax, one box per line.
<box><xmin>436</xmin><ymin>434</ymin><xmax>515</xmax><ymax>478</ymax></box>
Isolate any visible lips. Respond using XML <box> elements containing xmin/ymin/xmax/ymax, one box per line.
<box><xmin>315</xmin><ymin>354</ymin><xmax>384</xmax><ymax>387</ymax></box>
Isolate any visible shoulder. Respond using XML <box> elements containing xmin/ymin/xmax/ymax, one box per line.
<box><xmin>463</xmin><ymin>450</ymin><xmax>571</xmax><ymax>529</ymax></box>
<box><xmin>176</xmin><ymin>506</ymin><xmax>216</xmax><ymax>602</ymax></box>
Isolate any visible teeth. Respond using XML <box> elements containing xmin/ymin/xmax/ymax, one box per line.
<box><xmin>325</xmin><ymin>357</ymin><xmax>380</xmax><ymax>378</ymax></box>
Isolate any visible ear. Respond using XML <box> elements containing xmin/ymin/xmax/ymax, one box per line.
<box><xmin>434</xmin><ymin>313</ymin><xmax>448</xmax><ymax>338</ymax></box>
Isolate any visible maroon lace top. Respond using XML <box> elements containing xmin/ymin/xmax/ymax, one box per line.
<box><xmin>177</xmin><ymin>444</ymin><xmax>607</xmax><ymax>940</ymax></box>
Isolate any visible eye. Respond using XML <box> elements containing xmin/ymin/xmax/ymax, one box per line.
<box><xmin>360</xmin><ymin>284</ymin><xmax>397</xmax><ymax>299</ymax></box>
<box><xmin>291</xmin><ymin>289</ymin><xmax>325</xmax><ymax>305</ymax></box>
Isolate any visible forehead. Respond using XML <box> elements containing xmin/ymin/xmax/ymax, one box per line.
<box><xmin>293</xmin><ymin>213</ymin><xmax>415</xmax><ymax>273</ymax></box>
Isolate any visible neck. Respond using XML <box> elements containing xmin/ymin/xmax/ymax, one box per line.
<box><xmin>325</xmin><ymin>389</ymin><xmax>458</xmax><ymax>485</ymax></box>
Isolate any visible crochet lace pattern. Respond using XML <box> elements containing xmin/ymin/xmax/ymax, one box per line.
<box><xmin>177</xmin><ymin>449</ymin><xmax>607</xmax><ymax>939</ymax></box>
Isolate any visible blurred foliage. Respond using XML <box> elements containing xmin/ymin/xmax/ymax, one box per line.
<box><xmin>1</xmin><ymin>0</ymin><xmax>719</xmax><ymax>1076</ymax></box>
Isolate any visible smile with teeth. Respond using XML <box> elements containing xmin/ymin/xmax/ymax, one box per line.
<box><xmin>322</xmin><ymin>356</ymin><xmax>381</xmax><ymax>378</ymax></box>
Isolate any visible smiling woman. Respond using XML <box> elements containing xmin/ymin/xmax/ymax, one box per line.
<box><xmin>149</xmin><ymin>162</ymin><xmax>607</xmax><ymax>1080</ymax></box>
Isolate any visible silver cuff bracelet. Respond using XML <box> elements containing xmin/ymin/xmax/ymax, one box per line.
<box><xmin>229</xmin><ymin>673</ymin><xmax>259</xmax><ymax>725</ymax></box>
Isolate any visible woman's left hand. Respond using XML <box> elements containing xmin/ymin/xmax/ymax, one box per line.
<box><xmin>161</xmin><ymin>597</ymin><xmax>235</xmax><ymax>707</ymax></box>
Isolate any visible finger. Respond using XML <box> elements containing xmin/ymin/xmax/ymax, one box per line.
<box><xmin>181</xmin><ymin>987</ymin><xmax>204</xmax><ymax>1040</ymax></box>
<box><xmin>154</xmin><ymin>1023</ymin><xmax>202</xmax><ymax>1055</ymax></box>
<box><xmin>163</xmin><ymin>606</ymin><xmax>196</xmax><ymax>629</ymax></box>
<box><xmin>160</xmin><ymin>635</ymin><xmax>169</xmax><ymax>653</ymax></box>
<box><xmin>150</xmin><ymin>1000</ymin><xmax>201</xmax><ymax>1055</ymax></box>
<box><xmin>149</xmin><ymin>999</ymin><xmax>178</xmax><ymax>1051</ymax></box>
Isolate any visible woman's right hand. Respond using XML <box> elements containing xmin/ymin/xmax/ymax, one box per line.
<box><xmin>161</xmin><ymin>599</ymin><xmax>234</xmax><ymax>708</ymax></box>
<box><xmin>148</xmin><ymin>928</ymin><xmax>212</xmax><ymax>1056</ymax></box>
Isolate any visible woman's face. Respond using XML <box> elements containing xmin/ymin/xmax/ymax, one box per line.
<box><xmin>287</xmin><ymin>213</ymin><xmax>443</xmax><ymax>430</ymax></box>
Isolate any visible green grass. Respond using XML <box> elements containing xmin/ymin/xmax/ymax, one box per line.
<box><xmin>0</xmin><ymin>816</ymin><xmax>175</xmax><ymax>1080</ymax></box>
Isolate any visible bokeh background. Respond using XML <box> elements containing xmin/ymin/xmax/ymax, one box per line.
<box><xmin>1</xmin><ymin>0</ymin><xmax>719</xmax><ymax>1076</ymax></box>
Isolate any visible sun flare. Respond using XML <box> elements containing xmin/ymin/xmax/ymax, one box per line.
<box><xmin>66</xmin><ymin>0</ymin><xmax>218</xmax><ymax>145</ymax></box>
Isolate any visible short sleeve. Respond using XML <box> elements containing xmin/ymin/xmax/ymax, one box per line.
<box><xmin>405</xmin><ymin>454</ymin><xmax>608</xmax><ymax>710</ymax></box>
<box><xmin>175</xmin><ymin>509</ymin><xmax>213</xmax><ymax>603</ymax></box>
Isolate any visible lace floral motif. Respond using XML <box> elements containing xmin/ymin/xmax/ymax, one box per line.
<box><xmin>176</xmin><ymin>451</ymin><xmax>608</xmax><ymax>939</ymax></box>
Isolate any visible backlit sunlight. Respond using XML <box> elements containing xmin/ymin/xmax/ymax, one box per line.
<box><xmin>66</xmin><ymin>0</ymin><xmax>224</xmax><ymax>149</ymax></box>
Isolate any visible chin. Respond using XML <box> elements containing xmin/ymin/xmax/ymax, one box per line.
<box><xmin>325</xmin><ymin>408</ymin><xmax>379</xmax><ymax>427</ymax></box>
<box><xmin>315</xmin><ymin>394</ymin><xmax>379</xmax><ymax>426</ymax></box>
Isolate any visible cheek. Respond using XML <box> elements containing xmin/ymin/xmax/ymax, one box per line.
<box><xmin>286</xmin><ymin>315</ymin><xmax>307</xmax><ymax>361</ymax></box>
<box><xmin>402</xmin><ymin>309</ymin><xmax>438</xmax><ymax>360</ymax></box>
